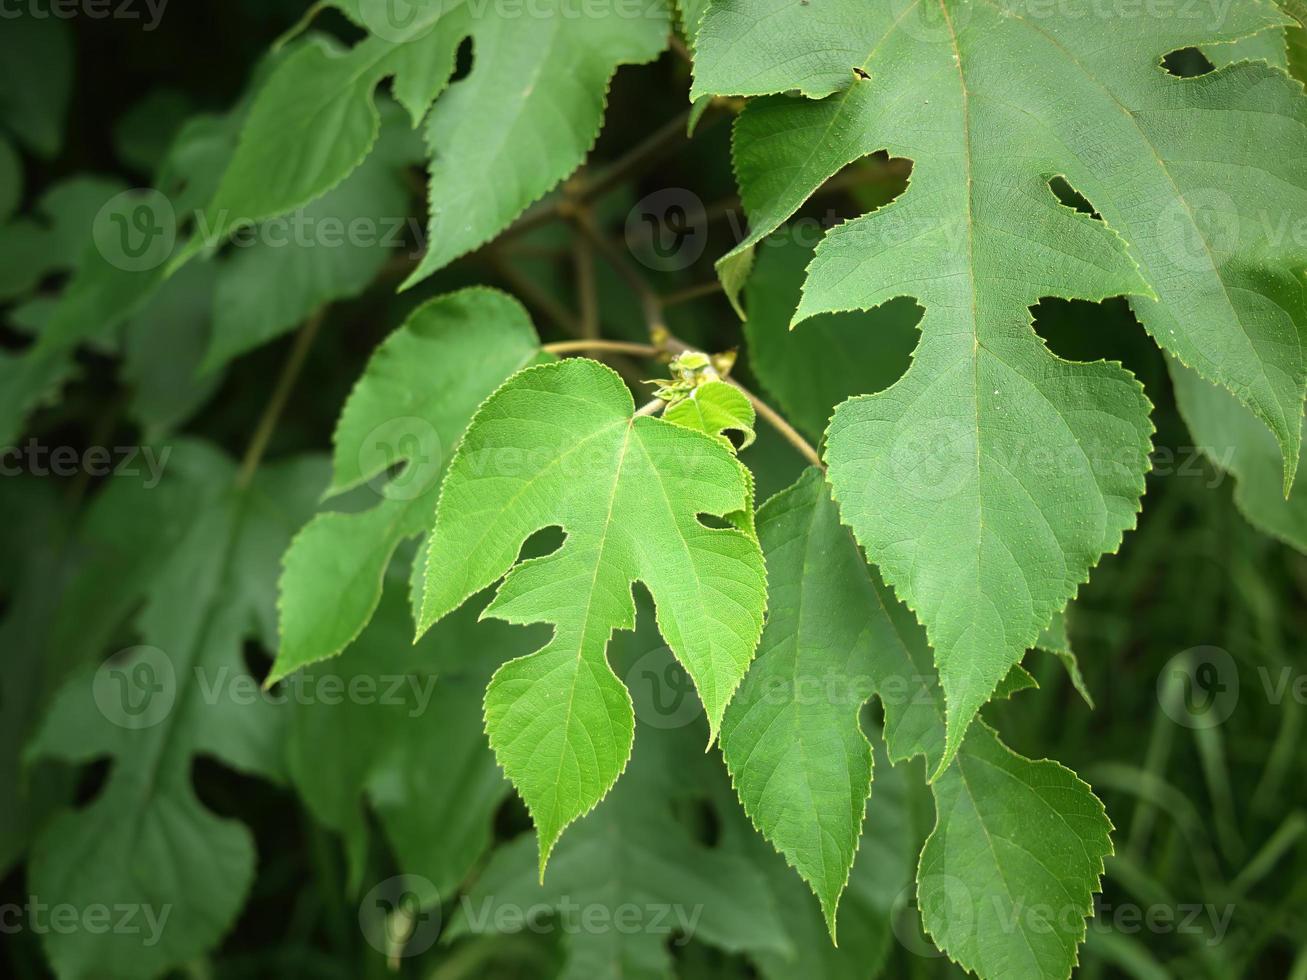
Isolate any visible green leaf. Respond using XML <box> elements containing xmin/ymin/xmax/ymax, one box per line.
<box><xmin>720</xmin><ymin>468</ymin><xmax>899</xmax><ymax>938</ymax></box>
<box><xmin>1171</xmin><ymin>354</ymin><xmax>1307</xmax><ymax>552</ymax></box>
<box><xmin>0</xmin><ymin>136</ymin><xmax>19</xmax><ymax>223</ymax></box>
<box><xmin>1036</xmin><ymin>609</ymin><xmax>1095</xmax><ymax>709</ymax></box>
<box><xmin>272</xmin><ymin>288</ymin><xmax>544</xmax><ymax>682</ymax></box>
<box><xmin>25</xmin><ymin>448</ymin><xmax>327</xmax><ymax>979</ymax></box>
<box><xmin>287</xmin><ymin>573</ymin><xmax>546</xmax><ymax>897</ymax></box>
<box><xmin>744</xmin><ymin>738</ymin><xmax>915</xmax><ymax>980</ymax></box>
<box><xmin>742</xmin><ymin>233</ymin><xmax>919</xmax><ymax>441</ymax></box>
<box><xmin>698</xmin><ymin>0</ymin><xmax>1209</xmax><ymax>771</ymax></box>
<box><xmin>447</xmin><ymin>713</ymin><xmax>791</xmax><ymax>979</ymax></box>
<box><xmin>718</xmin><ymin>468</ymin><xmax>1102</xmax><ymax>964</ymax></box>
<box><xmin>202</xmin><ymin>104</ymin><xmax>419</xmax><ymax>372</ymax></box>
<box><xmin>204</xmin><ymin>3</ymin><xmax>670</xmax><ymax>285</ymax></box>
<box><xmin>0</xmin><ymin>482</ymin><xmax>77</xmax><ymax>875</ymax></box>
<box><xmin>920</xmin><ymin>721</ymin><xmax>1113</xmax><ymax>979</ymax></box>
<box><xmin>122</xmin><ymin>261</ymin><xmax>223</xmax><ymax>436</ymax></box>
<box><xmin>1</xmin><ymin>448</ymin><xmax>237</xmax><ymax>875</ymax></box>
<box><xmin>113</xmin><ymin>89</ymin><xmax>194</xmax><ymax>176</ymax></box>
<box><xmin>419</xmin><ymin>358</ymin><xmax>767</xmax><ymax>874</ymax></box>
<box><xmin>664</xmin><ymin>379</ymin><xmax>757</xmax><ymax>449</ymax></box>
<box><xmin>697</xmin><ymin>2</ymin><xmax>1307</xmax><ymax>495</ymax></box>
<box><xmin>0</xmin><ymin>176</ymin><xmax>126</xmax><ymax>303</ymax></box>
<box><xmin>841</xmin><ymin>552</ymin><xmax>1113</xmax><ymax>978</ymax></box>
<box><xmin>1281</xmin><ymin>0</ymin><xmax>1307</xmax><ymax>82</ymax></box>
<box><xmin>0</xmin><ymin>14</ymin><xmax>73</xmax><ymax>157</ymax></box>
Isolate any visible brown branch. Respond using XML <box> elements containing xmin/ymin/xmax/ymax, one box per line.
<box><xmin>572</xmin><ymin>217</ymin><xmax>600</xmax><ymax>340</ymax></box>
<box><xmin>502</xmin><ymin>107</ymin><xmax>695</xmax><ymax>242</ymax></box>
<box><xmin>570</xmin><ymin>207</ymin><xmax>670</xmax><ymax>346</ymax></box>
<box><xmin>569</xmin><ymin>206</ymin><xmax>822</xmax><ymax>467</ymax></box>
<box><xmin>729</xmin><ymin>380</ymin><xmax>823</xmax><ymax>468</ymax></box>
<box><xmin>543</xmin><ymin>339</ymin><xmax>663</xmax><ymax>358</ymax></box>
<box><xmin>668</xmin><ymin>32</ymin><xmax>692</xmax><ymax>66</ymax></box>
<box><xmin>663</xmin><ymin>279</ymin><xmax>725</xmax><ymax>308</ymax></box>
<box><xmin>237</xmin><ymin>308</ymin><xmax>326</xmax><ymax>488</ymax></box>
<box><xmin>577</xmin><ymin>109</ymin><xmax>692</xmax><ymax>203</ymax></box>
<box><xmin>489</xmin><ymin>253</ymin><xmax>583</xmax><ymax>338</ymax></box>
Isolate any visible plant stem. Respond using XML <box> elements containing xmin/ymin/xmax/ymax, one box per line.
<box><xmin>570</xmin><ymin>207</ymin><xmax>670</xmax><ymax>345</ymax></box>
<box><xmin>504</xmin><ymin>106</ymin><xmax>697</xmax><ymax>240</ymax></box>
<box><xmin>573</xmin><ymin>234</ymin><xmax>600</xmax><ymax>339</ymax></box>
<box><xmin>576</xmin><ymin>108</ymin><xmax>692</xmax><ymax>203</ymax></box>
<box><xmin>570</xmin><ymin>204</ymin><xmax>821</xmax><ymax>464</ymax></box>
<box><xmin>571</xmin><ymin>206</ymin><xmax>822</xmax><ymax>466</ymax></box>
<box><xmin>236</xmin><ymin>309</ymin><xmax>325</xmax><ymax>489</ymax></box>
<box><xmin>489</xmin><ymin>252</ymin><xmax>583</xmax><ymax>337</ymax></box>
<box><xmin>668</xmin><ymin>31</ymin><xmax>692</xmax><ymax>65</ymax></box>
<box><xmin>730</xmin><ymin>380</ymin><xmax>823</xmax><ymax>468</ymax></box>
<box><xmin>543</xmin><ymin>339</ymin><xmax>663</xmax><ymax>358</ymax></box>
<box><xmin>663</xmin><ymin>279</ymin><xmax>724</xmax><ymax>307</ymax></box>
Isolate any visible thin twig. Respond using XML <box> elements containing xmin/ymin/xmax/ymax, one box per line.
<box><xmin>543</xmin><ymin>339</ymin><xmax>663</xmax><ymax>358</ymax></box>
<box><xmin>271</xmin><ymin>0</ymin><xmax>324</xmax><ymax>51</ymax></box>
<box><xmin>668</xmin><ymin>32</ymin><xmax>692</xmax><ymax>66</ymax></box>
<box><xmin>489</xmin><ymin>253</ymin><xmax>582</xmax><ymax>337</ymax></box>
<box><xmin>730</xmin><ymin>380</ymin><xmax>822</xmax><ymax>468</ymax></box>
<box><xmin>577</xmin><ymin>108</ymin><xmax>692</xmax><ymax>203</ymax></box>
<box><xmin>570</xmin><ymin>207</ymin><xmax>670</xmax><ymax>345</ymax></box>
<box><xmin>571</xmin><ymin>207</ymin><xmax>823</xmax><ymax>466</ymax></box>
<box><xmin>635</xmin><ymin>398</ymin><xmax>666</xmax><ymax>417</ymax></box>
<box><xmin>663</xmin><ymin>279</ymin><xmax>724</xmax><ymax>307</ymax></box>
<box><xmin>572</xmin><ymin>222</ymin><xmax>600</xmax><ymax>340</ymax></box>
<box><xmin>237</xmin><ymin>308</ymin><xmax>326</xmax><ymax>489</ymax></box>
<box><xmin>503</xmin><ymin>108</ymin><xmax>694</xmax><ymax>242</ymax></box>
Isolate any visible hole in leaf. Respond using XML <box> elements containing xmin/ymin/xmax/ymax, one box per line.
<box><xmin>672</xmin><ymin>796</ymin><xmax>722</xmax><ymax>848</ymax></box>
<box><xmin>696</xmin><ymin>512</ymin><xmax>736</xmax><ymax>531</ymax></box>
<box><xmin>1162</xmin><ymin>47</ymin><xmax>1216</xmax><ymax>77</ymax></box>
<box><xmin>242</xmin><ymin>639</ymin><xmax>271</xmax><ymax>688</ymax></box>
<box><xmin>517</xmin><ymin>525</ymin><xmax>565</xmax><ymax>562</ymax></box>
<box><xmin>73</xmin><ymin>758</ymin><xmax>111</xmax><ymax>806</ymax></box>
<box><xmin>492</xmin><ymin>792</ymin><xmax>532</xmax><ymax>842</ymax></box>
<box><xmin>1029</xmin><ymin>296</ymin><xmax>1161</xmax><ymax>396</ymax></box>
<box><xmin>1047</xmin><ymin>176</ymin><xmax>1101</xmax><ymax>219</ymax></box>
<box><xmin>192</xmin><ymin>757</ymin><xmax>284</xmax><ymax>821</ymax></box>
<box><xmin>450</xmin><ymin>35</ymin><xmax>475</xmax><ymax>83</ymax></box>
<box><xmin>816</xmin><ymin>151</ymin><xmax>913</xmax><ymax>225</ymax></box>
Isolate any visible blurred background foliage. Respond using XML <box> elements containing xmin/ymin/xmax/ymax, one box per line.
<box><xmin>1</xmin><ymin>3</ymin><xmax>1304</xmax><ymax>978</ymax></box>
